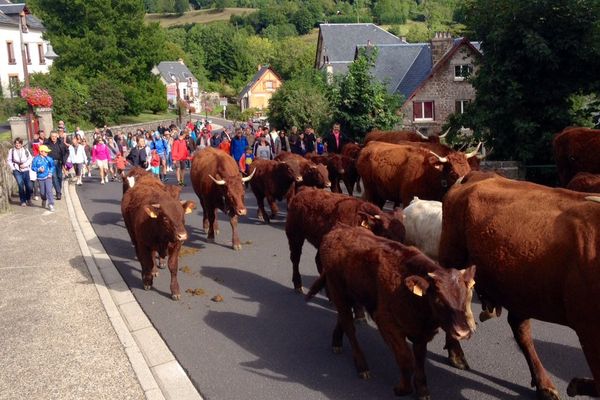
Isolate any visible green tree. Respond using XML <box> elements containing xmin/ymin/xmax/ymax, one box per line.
<box><xmin>328</xmin><ymin>48</ymin><xmax>402</xmax><ymax>141</ymax></box>
<box><xmin>271</xmin><ymin>36</ymin><xmax>316</xmax><ymax>80</ymax></box>
<box><xmin>144</xmin><ymin>78</ymin><xmax>169</xmax><ymax>114</ymax></box>
<box><xmin>28</xmin><ymin>0</ymin><xmax>168</xmax><ymax>121</ymax></box>
<box><xmin>459</xmin><ymin>0</ymin><xmax>600</xmax><ymax>163</ymax></box>
<box><xmin>174</xmin><ymin>0</ymin><xmax>189</xmax><ymax>14</ymax></box>
<box><xmin>268</xmin><ymin>70</ymin><xmax>332</xmax><ymax>133</ymax></box>
<box><xmin>292</xmin><ymin>8</ymin><xmax>315</xmax><ymax>35</ymax></box>
<box><xmin>88</xmin><ymin>78</ymin><xmax>127</xmax><ymax>126</ymax></box>
<box><xmin>372</xmin><ymin>0</ymin><xmax>411</xmax><ymax>24</ymax></box>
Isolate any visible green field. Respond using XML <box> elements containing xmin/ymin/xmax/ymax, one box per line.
<box><xmin>145</xmin><ymin>8</ymin><xmax>256</xmax><ymax>27</ymax></box>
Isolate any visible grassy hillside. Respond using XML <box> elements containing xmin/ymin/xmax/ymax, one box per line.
<box><xmin>145</xmin><ymin>7</ymin><xmax>256</xmax><ymax>27</ymax></box>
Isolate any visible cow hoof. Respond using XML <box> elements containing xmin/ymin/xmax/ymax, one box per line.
<box><xmin>566</xmin><ymin>377</ymin><xmax>598</xmax><ymax>397</ymax></box>
<box><xmin>171</xmin><ymin>294</ymin><xmax>181</xmax><ymax>301</ymax></box>
<box><xmin>332</xmin><ymin>346</ymin><xmax>342</xmax><ymax>354</ymax></box>
<box><xmin>537</xmin><ymin>387</ymin><xmax>560</xmax><ymax>400</ymax></box>
<box><xmin>152</xmin><ymin>271</ymin><xmax>159</xmax><ymax>277</ymax></box>
<box><xmin>144</xmin><ymin>285</ymin><xmax>151</xmax><ymax>291</ymax></box>
<box><xmin>393</xmin><ymin>384</ymin><xmax>412</xmax><ymax>396</ymax></box>
<box><xmin>158</xmin><ymin>263</ymin><xmax>166</xmax><ymax>269</ymax></box>
<box><xmin>448</xmin><ymin>353</ymin><xmax>470</xmax><ymax>371</ymax></box>
<box><xmin>232</xmin><ymin>244</ymin><xmax>242</xmax><ymax>251</ymax></box>
<box><xmin>479</xmin><ymin>310</ymin><xmax>495</xmax><ymax>322</ymax></box>
<box><xmin>358</xmin><ymin>371</ymin><xmax>371</xmax><ymax>380</ymax></box>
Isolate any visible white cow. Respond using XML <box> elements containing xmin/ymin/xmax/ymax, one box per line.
<box><xmin>403</xmin><ymin>197</ymin><xmax>442</xmax><ymax>259</ymax></box>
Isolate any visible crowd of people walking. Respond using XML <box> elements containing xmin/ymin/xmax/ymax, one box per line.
<box><xmin>6</xmin><ymin>117</ymin><xmax>351</xmax><ymax>211</ymax></box>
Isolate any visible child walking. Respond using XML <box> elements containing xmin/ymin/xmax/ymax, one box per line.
<box><xmin>31</xmin><ymin>145</ymin><xmax>56</xmax><ymax>212</ymax></box>
<box><xmin>149</xmin><ymin>149</ymin><xmax>161</xmax><ymax>179</ymax></box>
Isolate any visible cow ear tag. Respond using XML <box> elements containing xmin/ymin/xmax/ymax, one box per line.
<box><xmin>405</xmin><ymin>276</ymin><xmax>429</xmax><ymax>297</ymax></box>
<box><xmin>144</xmin><ymin>207</ymin><xmax>158</xmax><ymax>219</ymax></box>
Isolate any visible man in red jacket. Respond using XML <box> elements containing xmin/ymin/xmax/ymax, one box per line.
<box><xmin>171</xmin><ymin>129</ymin><xmax>190</xmax><ymax>186</ymax></box>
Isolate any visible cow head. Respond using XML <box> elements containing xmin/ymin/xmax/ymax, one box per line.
<box><xmin>302</xmin><ymin>164</ymin><xmax>331</xmax><ymax>189</ymax></box>
<box><xmin>428</xmin><ymin>144</ymin><xmax>480</xmax><ymax>187</ymax></box>
<box><xmin>326</xmin><ymin>154</ymin><xmax>345</xmax><ymax>175</ymax></box>
<box><xmin>143</xmin><ymin>197</ymin><xmax>196</xmax><ymax>242</ymax></box>
<box><xmin>275</xmin><ymin>161</ymin><xmax>302</xmax><ymax>185</ymax></box>
<box><xmin>208</xmin><ymin>169</ymin><xmax>255</xmax><ymax>216</ymax></box>
<box><xmin>404</xmin><ymin>264</ymin><xmax>476</xmax><ymax>340</ymax></box>
<box><xmin>358</xmin><ymin>206</ymin><xmax>405</xmax><ymax>243</ymax></box>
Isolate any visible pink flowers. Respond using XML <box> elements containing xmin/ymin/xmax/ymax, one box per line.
<box><xmin>20</xmin><ymin>87</ymin><xmax>53</xmax><ymax>108</ymax></box>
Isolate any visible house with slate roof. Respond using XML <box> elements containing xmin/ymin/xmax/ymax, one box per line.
<box><xmin>152</xmin><ymin>59</ymin><xmax>200</xmax><ymax>112</ymax></box>
<box><xmin>316</xmin><ymin>24</ymin><xmax>482</xmax><ymax>135</ymax></box>
<box><xmin>238</xmin><ymin>65</ymin><xmax>282</xmax><ymax>114</ymax></box>
<box><xmin>0</xmin><ymin>0</ymin><xmax>54</xmax><ymax>98</ymax></box>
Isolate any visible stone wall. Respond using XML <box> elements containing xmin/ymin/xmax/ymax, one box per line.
<box><xmin>479</xmin><ymin>160</ymin><xmax>525</xmax><ymax>180</ymax></box>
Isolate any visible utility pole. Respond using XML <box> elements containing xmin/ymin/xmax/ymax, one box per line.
<box><xmin>175</xmin><ymin>77</ymin><xmax>182</xmax><ymax>127</ymax></box>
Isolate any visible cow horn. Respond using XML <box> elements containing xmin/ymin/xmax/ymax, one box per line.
<box><xmin>429</xmin><ymin>150</ymin><xmax>447</xmax><ymax>163</ymax></box>
<box><xmin>465</xmin><ymin>142</ymin><xmax>482</xmax><ymax>159</ymax></box>
<box><xmin>585</xmin><ymin>196</ymin><xmax>600</xmax><ymax>204</ymax></box>
<box><xmin>439</xmin><ymin>128</ymin><xmax>450</xmax><ymax>138</ymax></box>
<box><xmin>151</xmin><ymin>203</ymin><xmax>161</xmax><ymax>208</ymax></box>
<box><xmin>241</xmin><ymin>168</ymin><xmax>256</xmax><ymax>183</ymax></box>
<box><xmin>416</xmin><ymin>130</ymin><xmax>428</xmax><ymax>139</ymax></box>
<box><xmin>209</xmin><ymin>174</ymin><xmax>226</xmax><ymax>185</ymax></box>
<box><xmin>477</xmin><ymin>143</ymin><xmax>487</xmax><ymax>160</ymax></box>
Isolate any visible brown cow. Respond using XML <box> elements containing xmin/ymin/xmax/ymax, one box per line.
<box><xmin>306</xmin><ymin>225</ymin><xmax>476</xmax><ymax>398</ymax></box>
<box><xmin>365</xmin><ymin>129</ymin><xmax>446</xmax><ymax>145</ymax></box>
<box><xmin>305</xmin><ymin>153</ymin><xmax>347</xmax><ymax>193</ymax></box>
<box><xmin>190</xmin><ymin>148</ymin><xmax>254</xmax><ymax>250</ymax></box>
<box><xmin>121</xmin><ymin>175</ymin><xmax>196</xmax><ymax>300</ymax></box>
<box><xmin>275</xmin><ymin>152</ymin><xmax>331</xmax><ymax>197</ymax></box>
<box><xmin>248</xmin><ymin>159</ymin><xmax>302</xmax><ymax>223</ymax></box>
<box><xmin>553</xmin><ymin>127</ymin><xmax>600</xmax><ymax>186</ymax></box>
<box><xmin>439</xmin><ymin>171</ymin><xmax>600</xmax><ymax>399</ymax></box>
<box><xmin>566</xmin><ymin>172</ymin><xmax>600</xmax><ymax>193</ymax></box>
<box><xmin>357</xmin><ymin>142</ymin><xmax>475</xmax><ymax>208</ymax></box>
<box><xmin>122</xmin><ymin>166</ymin><xmax>152</xmax><ymax>194</ymax></box>
<box><xmin>285</xmin><ymin>187</ymin><xmax>405</xmax><ymax>292</ymax></box>
<box><xmin>340</xmin><ymin>143</ymin><xmax>363</xmax><ymax>195</ymax></box>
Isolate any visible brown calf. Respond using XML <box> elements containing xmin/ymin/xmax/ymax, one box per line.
<box><xmin>285</xmin><ymin>187</ymin><xmax>405</xmax><ymax>292</ymax></box>
<box><xmin>248</xmin><ymin>159</ymin><xmax>302</xmax><ymax>223</ymax></box>
<box><xmin>121</xmin><ymin>176</ymin><xmax>196</xmax><ymax>300</ymax></box>
<box><xmin>306</xmin><ymin>225</ymin><xmax>475</xmax><ymax>398</ymax></box>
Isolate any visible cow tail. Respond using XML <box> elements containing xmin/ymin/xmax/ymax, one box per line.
<box><xmin>305</xmin><ymin>272</ymin><xmax>326</xmax><ymax>302</ymax></box>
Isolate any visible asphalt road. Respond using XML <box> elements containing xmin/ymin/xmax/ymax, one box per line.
<box><xmin>76</xmin><ymin>163</ymin><xmax>593</xmax><ymax>400</ymax></box>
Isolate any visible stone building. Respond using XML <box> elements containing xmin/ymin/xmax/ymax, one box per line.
<box><xmin>315</xmin><ymin>24</ymin><xmax>482</xmax><ymax>136</ymax></box>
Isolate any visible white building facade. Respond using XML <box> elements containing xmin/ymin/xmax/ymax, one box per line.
<box><xmin>152</xmin><ymin>60</ymin><xmax>200</xmax><ymax>112</ymax></box>
<box><xmin>0</xmin><ymin>2</ymin><xmax>54</xmax><ymax>98</ymax></box>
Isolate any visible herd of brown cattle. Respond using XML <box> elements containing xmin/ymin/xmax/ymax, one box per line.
<box><xmin>119</xmin><ymin>126</ymin><xmax>600</xmax><ymax>399</ymax></box>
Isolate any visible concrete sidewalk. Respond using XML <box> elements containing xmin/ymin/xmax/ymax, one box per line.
<box><xmin>0</xmin><ymin>181</ymin><xmax>202</xmax><ymax>400</ymax></box>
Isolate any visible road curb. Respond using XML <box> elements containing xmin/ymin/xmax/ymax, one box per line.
<box><xmin>65</xmin><ymin>182</ymin><xmax>203</xmax><ymax>400</ymax></box>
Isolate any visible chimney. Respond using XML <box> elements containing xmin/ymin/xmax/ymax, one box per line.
<box><xmin>177</xmin><ymin>58</ymin><xmax>184</xmax><ymax>65</ymax></box>
<box><xmin>325</xmin><ymin>64</ymin><xmax>333</xmax><ymax>85</ymax></box>
<box><xmin>400</xmin><ymin>36</ymin><xmax>407</xmax><ymax>43</ymax></box>
<box><xmin>258</xmin><ymin>64</ymin><xmax>262</xmax><ymax>71</ymax></box>
<box><xmin>430</xmin><ymin>32</ymin><xmax>453</xmax><ymax>66</ymax></box>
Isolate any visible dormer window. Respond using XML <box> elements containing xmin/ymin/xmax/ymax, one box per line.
<box><xmin>454</xmin><ymin>64</ymin><xmax>473</xmax><ymax>81</ymax></box>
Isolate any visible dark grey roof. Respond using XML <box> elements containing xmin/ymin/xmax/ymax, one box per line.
<box><xmin>239</xmin><ymin>66</ymin><xmax>270</xmax><ymax>98</ymax></box>
<box><xmin>0</xmin><ymin>3</ymin><xmax>45</xmax><ymax>30</ymax></box>
<box><xmin>326</xmin><ymin>61</ymin><xmax>352</xmax><ymax>75</ymax></box>
<box><xmin>155</xmin><ymin>61</ymin><xmax>197</xmax><ymax>84</ymax></box>
<box><xmin>319</xmin><ymin>23</ymin><xmax>403</xmax><ymax>66</ymax></box>
<box><xmin>396</xmin><ymin>45</ymin><xmax>432</xmax><ymax>98</ymax></box>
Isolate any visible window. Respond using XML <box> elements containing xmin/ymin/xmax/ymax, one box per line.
<box><xmin>265</xmin><ymin>80</ymin><xmax>273</xmax><ymax>90</ymax></box>
<box><xmin>38</xmin><ymin>44</ymin><xmax>45</xmax><ymax>65</ymax></box>
<box><xmin>8</xmin><ymin>75</ymin><xmax>19</xmax><ymax>98</ymax></box>
<box><xmin>7</xmin><ymin>42</ymin><xmax>16</xmax><ymax>64</ymax></box>
<box><xmin>24</xmin><ymin>43</ymin><xmax>31</xmax><ymax>65</ymax></box>
<box><xmin>454</xmin><ymin>64</ymin><xmax>473</xmax><ymax>81</ymax></box>
<box><xmin>413</xmin><ymin>101</ymin><xmax>435</xmax><ymax>121</ymax></box>
<box><xmin>455</xmin><ymin>100</ymin><xmax>470</xmax><ymax>114</ymax></box>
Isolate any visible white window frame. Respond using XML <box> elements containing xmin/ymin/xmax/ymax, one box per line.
<box><xmin>413</xmin><ymin>101</ymin><xmax>434</xmax><ymax>122</ymax></box>
<box><xmin>455</xmin><ymin>99</ymin><xmax>470</xmax><ymax>114</ymax></box>
<box><xmin>454</xmin><ymin>64</ymin><xmax>473</xmax><ymax>81</ymax></box>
